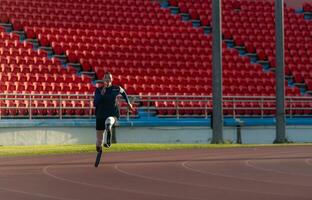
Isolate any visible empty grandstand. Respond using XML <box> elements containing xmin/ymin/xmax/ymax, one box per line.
<box><xmin>0</xmin><ymin>0</ymin><xmax>312</xmax><ymax>144</ymax></box>
<box><xmin>0</xmin><ymin>0</ymin><xmax>311</xmax><ymax>117</ymax></box>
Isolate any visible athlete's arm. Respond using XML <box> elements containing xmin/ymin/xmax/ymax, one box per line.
<box><xmin>119</xmin><ymin>86</ymin><xmax>134</xmax><ymax>111</ymax></box>
<box><xmin>93</xmin><ymin>88</ymin><xmax>102</xmax><ymax>107</ymax></box>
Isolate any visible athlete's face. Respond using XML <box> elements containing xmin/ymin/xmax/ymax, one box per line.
<box><xmin>103</xmin><ymin>74</ymin><xmax>113</xmax><ymax>87</ymax></box>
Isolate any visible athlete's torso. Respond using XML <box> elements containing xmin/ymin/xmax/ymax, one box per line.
<box><xmin>95</xmin><ymin>85</ymin><xmax>121</xmax><ymax>119</ymax></box>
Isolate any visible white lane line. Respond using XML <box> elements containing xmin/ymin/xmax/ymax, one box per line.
<box><xmin>245</xmin><ymin>160</ymin><xmax>312</xmax><ymax>177</ymax></box>
<box><xmin>305</xmin><ymin>159</ymin><xmax>312</xmax><ymax>166</ymax></box>
<box><xmin>43</xmin><ymin>165</ymin><xmax>189</xmax><ymax>200</ymax></box>
<box><xmin>114</xmin><ymin>162</ymin><xmax>310</xmax><ymax>198</ymax></box>
<box><xmin>181</xmin><ymin>161</ymin><xmax>311</xmax><ymax>199</ymax></box>
<box><xmin>182</xmin><ymin>160</ymin><xmax>312</xmax><ymax>187</ymax></box>
<box><xmin>0</xmin><ymin>172</ymin><xmax>42</xmax><ymax>177</ymax></box>
<box><xmin>0</xmin><ymin>186</ymin><xmax>76</xmax><ymax>200</ymax></box>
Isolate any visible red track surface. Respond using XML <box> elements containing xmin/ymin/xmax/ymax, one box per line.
<box><xmin>0</xmin><ymin>146</ymin><xmax>312</xmax><ymax>200</ymax></box>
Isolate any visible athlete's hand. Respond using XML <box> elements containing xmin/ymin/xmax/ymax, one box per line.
<box><xmin>128</xmin><ymin>103</ymin><xmax>135</xmax><ymax>112</ymax></box>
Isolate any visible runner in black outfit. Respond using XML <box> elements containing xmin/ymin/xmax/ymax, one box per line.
<box><xmin>94</xmin><ymin>72</ymin><xmax>133</xmax><ymax>152</ymax></box>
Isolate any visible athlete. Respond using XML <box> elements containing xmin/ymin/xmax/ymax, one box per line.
<box><xmin>93</xmin><ymin>72</ymin><xmax>134</xmax><ymax>152</ymax></box>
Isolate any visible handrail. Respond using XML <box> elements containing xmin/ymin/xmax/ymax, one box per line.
<box><xmin>0</xmin><ymin>93</ymin><xmax>312</xmax><ymax>119</ymax></box>
<box><xmin>1</xmin><ymin>93</ymin><xmax>312</xmax><ymax>99</ymax></box>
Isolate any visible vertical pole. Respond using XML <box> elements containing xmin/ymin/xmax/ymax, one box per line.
<box><xmin>29</xmin><ymin>94</ymin><xmax>32</xmax><ymax>120</ymax></box>
<box><xmin>112</xmin><ymin>126</ymin><xmax>117</xmax><ymax>144</ymax></box>
<box><xmin>274</xmin><ymin>0</ymin><xmax>287</xmax><ymax>143</ymax></box>
<box><xmin>211</xmin><ymin>0</ymin><xmax>223</xmax><ymax>143</ymax></box>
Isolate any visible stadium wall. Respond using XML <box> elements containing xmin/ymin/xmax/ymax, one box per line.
<box><xmin>245</xmin><ymin>0</ymin><xmax>312</xmax><ymax>8</ymax></box>
<box><xmin>1</xmin><ymin>120</ymin><xmax>312</xmax><ymax>145</ymax></box>
<box><xmin>284</xmin><ymin>0</ymin><xmax>312</xmax><ymax>8</ymax></box>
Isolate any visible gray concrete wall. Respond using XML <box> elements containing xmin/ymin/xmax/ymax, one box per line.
<box><xmin>0</xmin><ymin>127</ymin><xmax>94</xmax><ymax>146</ymax></box>
<box><xmin>285</xmin><ymin>0</ymin><xmax>312</xmax><ymax>8</ymax></box>
<box><xmin>242</xmin><ymin>0</ymin><xmax>312</xmax><ymax>8</ymax></box>
<box><xmin>0</xmin><ymin>126</ymin><xmax>312</xmax><ymax>146</ymax></box>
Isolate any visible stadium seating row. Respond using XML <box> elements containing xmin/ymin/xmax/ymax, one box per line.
<box><xmin>0</xmin><ymin>28</ymin><xmax>95</xmax><ymax>94</ymax></box>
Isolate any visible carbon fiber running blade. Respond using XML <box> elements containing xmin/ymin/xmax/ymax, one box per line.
<box><xmin>94</xmin><ymin>151</ymin><xmax>102</xmax><ymax>167</ymax></box>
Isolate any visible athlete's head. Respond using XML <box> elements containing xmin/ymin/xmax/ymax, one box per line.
<box><xmin>103</xmin><ymin>72</ymin><xmax>113</xmax><ymax>87</ymax></box>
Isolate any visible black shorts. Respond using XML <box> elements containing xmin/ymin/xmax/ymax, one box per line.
<box><xmin>96</xmin><ymin>117</ymin><xmax>117</xmax><ymax>131</ymax></box>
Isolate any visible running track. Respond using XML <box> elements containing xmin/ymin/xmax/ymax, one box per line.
<box><xmin>0</xmin><ymin>146</ymin><xmax>312</xmax><ymax>200</ymax></box>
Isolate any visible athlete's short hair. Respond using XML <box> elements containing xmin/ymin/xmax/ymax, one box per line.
<box><xmin>102</xmin><ymin>72</ymin><xmax>113</xmax><ymax>87</ymax></box>
<box><xmin>103</xmin><ymin>72</ymin><xmax>113</xmax><ymax>80</ymax></box>
<box><xmin>104</xmin><ymin>71</ymin><xmax>112</xmax><ymax>76</ymax></box>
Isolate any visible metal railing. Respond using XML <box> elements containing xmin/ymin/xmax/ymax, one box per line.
<box><xmin>0</xmin><ymin>93</ymin><xmax>312</xmax><ymax>119</ymax></box>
